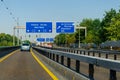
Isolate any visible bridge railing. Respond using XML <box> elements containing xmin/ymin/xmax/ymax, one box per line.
<box><xmin>0</xmin><ymin>46</ymin><xmax>20</xmax><ymax>58</ymax></box>
<box><xmin>33</xmin><ymin>47</ymin><xmax>120</xmax><ymax>80</ymax></box>
<box><xmin>40</xmin><ymin>46</ymin><xmax>120</xmax><ymax>60</ymax></box>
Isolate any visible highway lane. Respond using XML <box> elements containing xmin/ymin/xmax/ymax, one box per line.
<box><xmin>0</xmin><ymin>50</ymin><xmax>54</xmax><ymax>80</ymax></box>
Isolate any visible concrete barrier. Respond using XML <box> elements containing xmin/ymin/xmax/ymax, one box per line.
<box><xmin>33</xmin><ymin>49</ymin><xmax>89</xmax><ymax>80</ymax></box>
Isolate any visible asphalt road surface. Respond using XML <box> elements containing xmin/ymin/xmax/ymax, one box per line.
<box><xmin>0</xmin><ymin>50</ymin><xmax>53</xmax><ymax>80</ymax></box>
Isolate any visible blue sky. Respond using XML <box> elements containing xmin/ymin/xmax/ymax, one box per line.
<box><xmin>0</xmin><ymin>0</ymin><xmax>120</xmax><ymax>41</ymax></box>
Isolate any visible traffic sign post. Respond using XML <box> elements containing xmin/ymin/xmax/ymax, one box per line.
<box><xmin>26</xmin><ymin>22</ymin><xmax>52</xmax><ymax>33</ymax></box>
<box><xmin>56</xmin><ymin>22</ymin><xmax>75</xmax><ymax>33</ymax></box>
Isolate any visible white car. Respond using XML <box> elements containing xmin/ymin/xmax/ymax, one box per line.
<box><xmin>21</xmin><ymin>43</ymin><xmax>30</xmax><ymax>51</ymax></box>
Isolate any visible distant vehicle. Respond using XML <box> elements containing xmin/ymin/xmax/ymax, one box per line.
<box><xmin>20</xmin><ymin>43</ymin><xmax>31</xmax><ymax>51</ymax></box>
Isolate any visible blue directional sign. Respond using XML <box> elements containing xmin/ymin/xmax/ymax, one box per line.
<box><xmin>46</xmin><ymin>38</ymin><xmax>54</xmax><ymax>42</ymax></box>
<box><xmin>49</xmin><ymin>38</ymin><xmax>54</xmax><ymax>42</ymax></box>
<box><xmin>26</xmin><ymin>22</ymin><xmax>52</xmax><ymax>33</ymax></box>
<box><xmin>56</xmin><ymin>22</ymin><xmax>74</xmax><ymax>33</ymax></box>
<box><xmin>46</xmin><ymin>38</ymin><xmax>50</xmax><ymax>42</ymax></box>
<box><xmin>37</xmin><ymin>38</ymin><xmax>45</xmax><ymax>42</ymax></box>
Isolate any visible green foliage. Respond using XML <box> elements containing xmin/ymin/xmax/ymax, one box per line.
<box><xmin>54</xmin><ymin>34</ymin><xmax>66</xmax><ymax>46</ymax></box>
<box><xmin>54</xmin><ymin>33</ymin><xmax>76</xmax><ymax>46</ymax></box>
<box><xmin>80</xmin><ymin>18</ymin><xmax>93</xmax><ymax>31</ymax></box>
<box><xmin>105</xmin><ymin>10</ymin><xmax>120</xmax><ymax>41</ymax></box>
<box><xmin>0</xmin><ymin>33</ymin><xmax>18</xmax><ymax>46</ymax></box>
<box><xmin>100</xmin><ymin>8</ymin><xmax>117</xmax><ymax>42</ymax></box>
<box><xmin>80</xmin><ymin>18</ymin><xmax>101</xmax><ymax>44</ymax></box>
<box><xmin>66</xmin><ymin>34</ymin><xmax>76</xmax><ymax>46</ymax></box>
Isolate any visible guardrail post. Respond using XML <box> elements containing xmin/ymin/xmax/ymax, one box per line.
<box><xmin>74</xmin><ymin>50</ymin><xmax>75</xmax><ymax>53</ymax></box>
<box><xmin>61</xmin><ymin>56</ymin><xmax>64</xmax><ymax>65</ymax></box>
<box><xmin>114</xmin><ymin>55</ymin><xmax>117</xmax><ymax>60</ymax></box>
<box><xmin>46</xmin><ymin>52</ymin><xmax>49</xmax><ymax>57</ymax></box>
<box><xmin>67</xmin><ymin>58</ymin><xmax>71</xmax><ymax>68</ymax></box>
<box><xmin>98</xmin><ymin>53</ymin><xmax>101</xmax><ymax>57</ymax></box>
<box><xmin>89</xmin><ymin>64</ymin><xmax>94</xmax><ymax>80</ymax></box>
<box><xmin>56</xmin><ymin>55</ymin><xmax>59</xmax><ymax>62</ymax></box>
<box><xmin>93</xmin><ymin>52</ymin><xmax>95</xmax><ymax>56</ymax></box>
<box><xmin>77</xmin><ymin>50</ymin><xmax>79</xmax><ymax>54</ymax></box>
<box><xmin>84</xmin><ymin>51</ymin><xmax>85</xmax><ymax>55</ymax></box>
<box><xmin>88</xmin><ymin>51</ymin><xmax>90</xmax><ymax>56</ymax></box>
<box><xmin>106</xmin><ymin>54</ymin><xmax>108</xmax><ymax>59</ymax></box>
<box><xmin>48</xmin><ymin>52</ymin><xmax>50</xmax><ymax>58</ymax></box>
<box><xmin>109</xmin><ymin>70</ymin><xmax>116</xmax><ymax>80</ymax></box>
<box><xmin>76</xmin><ymin>60</ymin><xmax>80</xmax><ymax>73</ymax></box>
<box><xmin>50</xmin><ymin>53</ymin><xmax>52</xmax><ymax>59</ymax></box>
<box><xmin>53</xmin><ymin>54</ymin><xmax>55</xmax><ymax>61</ymax></box>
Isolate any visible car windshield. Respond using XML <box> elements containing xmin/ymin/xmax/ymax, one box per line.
<box><xmin>22</xmin><ymin>44</ymin><xmax>29</xmax><ymax>46</ymax></box>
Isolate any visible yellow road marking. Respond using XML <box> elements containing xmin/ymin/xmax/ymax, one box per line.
<box><xmin>31</xmin><ymin>49</ymin><xmax>59</xmax><ymax>80</ymax></box>
<box><xmin>0</xmin><ymin>49</ymin><xmax>19</xmax><ymax>62</ymax></box>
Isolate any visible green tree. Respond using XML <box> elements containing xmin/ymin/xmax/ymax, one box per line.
<box><xmin>54</xmin><ymin>34</ymin><xmax>66</xmax><ymax>46</ymax></box>
<box><xmin>105</xmin><ymin>10</ymin><xmax>120</xmax><ymax>40</ymax></box>
<box><xmin>66</xmin><ymin>34</ymin><xmax>76</xmax><ymax>46</ymax></box>
<box><xmin>75</xmin><ymin>19</ymin><xmax>92</xmax><ymax>43</ymax></box>
<box><xmin>79</xmin><ymin>18</ymin><xmax>101</xmax><ymax>44</ymax></box>
<box><xmin>0</xmin><ymin>33</ymin><xmax>19</xmax><ymax>46</ymax></box>
<box><xmin>100</xmin><ymin>8</ymin><xmax>117</xmax><ymax>42</ymax></box>
<box><xmin>54</xmin><ymin>33</ymin><xmax>76</xmax><ymax>47</ymax></box>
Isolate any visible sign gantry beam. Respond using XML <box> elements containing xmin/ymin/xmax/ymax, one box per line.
<box><xmin>14</xmin><ymin>26</ymin><xmax>25</xmax><ymax>29</ymax></box>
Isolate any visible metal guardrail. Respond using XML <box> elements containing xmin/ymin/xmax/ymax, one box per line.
<box><xmin>0</xmin><ymin>46</ymin><xmax>20</xmax><ymax>58</ymax></box>
<box><xmin>42</xmin><ymin>47</ymin><xmax>120</xmax><ymax>60</ymax></box>
<box><xmin>33</xmin><ymin>47</ymin><xmax>120</xmax><ymax>80</ymax></box>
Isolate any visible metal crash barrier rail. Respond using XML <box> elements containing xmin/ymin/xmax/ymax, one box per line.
<box><xmin>0</xmin><ymin>46</ymin><xmax>20</xmax><ymax>58</ymax></box>
<box><xmin>33</xmin><ymin>47</ymin><xmax>120</xmax><ymax>80</ymax></box>
<box><xmin>41</xmin><ymin>47</ymin><xmax>120</xmax><ymax>60</ymax></box>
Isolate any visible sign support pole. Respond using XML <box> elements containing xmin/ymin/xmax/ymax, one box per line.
<box><xmin>13</xmin><ymin>26</ymin><xmax>25</xmax><ymax>46</ymax></box>
<box><xmin>13</xmin><ymin>27</ymin><xmax>15</xmax><ymax>46</ymax></box>
<box><xmin>76</xmin><ymin>26</ymin><xmax>87</xmax><ymax>48</ymax></box>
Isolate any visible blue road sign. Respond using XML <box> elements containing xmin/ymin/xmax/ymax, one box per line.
<box><xmin>46</xmin><ymin>38</ymin><xmax>54</xmax><ymax>42</ymax></box>
<box><xmin>46</xmin><ymin>38</ymin><xmax>50</xmax><ymax>42</ymax></box>
<box><xmin>56</xmin><ymin>22</ymin><xmax>74</xmax><ymax>33</ymax></box>
<box><xmin>49</xmin><ymin>38</ymin><xmax>54</xmax><ymax>42</ymax></box>
<box><xmin>26</xmin><ymin>22</ymin><xmax>52</xmax><ymax>33</ymax></box>
<box><xmin>37</xmin><ymin>38</ymin><xmax>45</xmax><ymax>42</ymax></box>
